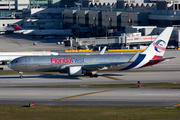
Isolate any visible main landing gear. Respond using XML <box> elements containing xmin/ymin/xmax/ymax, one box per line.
<box><xmin>84</xmin><ymin>73</ymin><xmax>98</xmax><ymax>78</ymax></box>
<box><xmin>19</xmin><ymin>72</ymin><xmax>23</xmax><ymax>79</ymax></box>
<box><xmin>90</xmin><ymin>74</ymin><xmax>98</xmax><ymax>78</ymax></box>
<box><xmin>2</xmin><ymin>61</ymin><xmax>7</xmax><ymax>65</ymax></box>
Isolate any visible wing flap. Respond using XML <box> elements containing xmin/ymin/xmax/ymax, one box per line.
<box><xmin>82</xmin><ymin>62</ymin><xmax>126</xmax><ymax>70</ymax></box>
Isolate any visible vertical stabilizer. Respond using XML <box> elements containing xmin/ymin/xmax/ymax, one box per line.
<box><xmin>142</xmin><ymin>27</ymin><xmax>173</xmax><ymax>57</ymax></box>
<box><xmin>11</xmin><ymin>24</ymin><xmax>23</xmax><ymax>31</ymax></box>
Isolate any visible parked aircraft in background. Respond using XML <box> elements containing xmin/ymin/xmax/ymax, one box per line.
<box><xmin>8</xmin><ymin>27</ymin><xmax>174</xmax><ymax>78</ymax></box>
<box><xmin>12</xmin><ymin>25</ymin><xmax>74</xmax><ymax>37</ymax></box>
<box><xmin>0</xmin><ymin>51</ymin><xmax>58</xmax><ymax>65</ymax></box>
<box><xmin>0</xmin><ymin>25</ymin><xmax>15</xmax><ymax>34</ymax></box>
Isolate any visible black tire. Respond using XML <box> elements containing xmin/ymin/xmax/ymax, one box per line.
<box><xmin>84</xmin><ymin>73</ymin><xmax>89</xmax><ymax>76</ymax></box>
<box><xmin>20</xmin><ymin>75</ymin><xmax>23</xmax><ymax>79</ymax></box>
<box><xmin>90</xmin><ymin>74</ymin><xmax>94</xmax><ymax>78</ymax></box>
<box><xmin>94</xmin><ymin>74</ymin><xmax>98</xmax><ymax>78</ymax></box>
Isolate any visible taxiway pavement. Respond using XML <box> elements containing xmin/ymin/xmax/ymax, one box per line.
<box><xmin>0</xmin><ymin>88</ymin><xmax>179</xmax><ymax>106</ymax></box>
<box><xmin>0</xmin><ymin>71</ymin><xmax>180</xmax><ymax>106</ymax></box>
<box><xmin>0</xmin><ymin>71</ymin><xmax>180</xmax><ymax>86</ymax></box>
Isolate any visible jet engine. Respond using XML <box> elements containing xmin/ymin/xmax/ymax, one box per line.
<box><xmin>68</xmin><ymin>66</ymin><xmax>82</xmax><ymax>76</ymax></box>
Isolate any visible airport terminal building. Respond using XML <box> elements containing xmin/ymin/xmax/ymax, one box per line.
<box><xmin>0</xmin><ymin>0</ymin><xmax>180</xmax><ymax>29</ymax></box>
<box><xmin>63</xmin><ymin>0</ymin><xmax>180</xmax><ymax>47</ymax></box>
<box><xmin>0</xmin><ymin>0</ymin><xmax>78</xmax><ymax>28</ymax></box>
<box><xmin>64</xmin><ymin>0</ymin><xmax>180</xmax><ymax>29</ymax></box>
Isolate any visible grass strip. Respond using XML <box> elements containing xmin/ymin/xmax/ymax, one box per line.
<box><xmin>0</xmin><ymin>105</ymin><xmax>179</xmax><ymax>120</ymax></box>
<box><xmin>2</xmin><ymin>83</ymin><xmax>180</xmax><ymax>89</ymax></box>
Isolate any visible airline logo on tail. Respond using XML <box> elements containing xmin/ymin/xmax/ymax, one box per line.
<box><xmin>153</xmin><ymin>40</ymin><xmax>166</xmax><ymax>53</ymax></box>
<box><xmin>12</xmin><ymin>25</ymin><xmax>22</xmax><ymax>31</ymax></box>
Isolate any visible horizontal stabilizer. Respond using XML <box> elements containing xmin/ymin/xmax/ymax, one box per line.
<box><xmin>140</xmin><ymin>57</ymin><xmax>175</xmax><ymax>68</ymax></box>
<box><xmin>150</xmin><ymin>57</ymin><xmax>175</xmax><ymax>62</ymax></box>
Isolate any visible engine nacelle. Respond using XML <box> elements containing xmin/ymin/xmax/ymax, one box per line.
<box><xmin>68</xmin><ymin>66</ymin><xmax>82</xmax><ymax>76</ymax></box>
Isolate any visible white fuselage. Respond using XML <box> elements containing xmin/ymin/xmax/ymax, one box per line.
<box><xmin>20</xmin><ymin>29</ymin><xmax>73</xmax><ymax>36</ymax></box>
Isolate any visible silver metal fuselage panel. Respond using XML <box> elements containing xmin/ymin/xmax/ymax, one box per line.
<box><xmin>10</xmin><ymin>54</ymin><xmax>135</xmax><ymax>72</ymax></box>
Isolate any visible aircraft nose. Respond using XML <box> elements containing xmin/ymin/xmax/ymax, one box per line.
<box><xmin>8</xmin><ymin>63</ymin><xmax>11</xmax><ymax>69</ymax></box>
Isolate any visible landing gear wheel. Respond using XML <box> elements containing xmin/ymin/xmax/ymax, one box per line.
<box><xmin>84</xmin><ymin>73</ymin><xmax>89</xmax><ymax>76</ymax></box>
<box><xmin>19</xmin><ymin>72</ymin><xmax>23</xmax><ymax>79</ymax></box>
<box><xmin>89</xmin><ymin>74</ymin><xmax>98</xmax><ymax>78</ymax></box>
<box><xmin>20</xmin><ymin>75</ymin><xmax>23</xmax><ymax>79</ymax></box>
<box><xmin>94</xmin><ymin>74</ymin><xmax>98</xmax><ymax>78</ymax></box>
<box><xmin>90</xmin><ymin>74</ymin><xmax>94</xmax><ymax>78</ymax></box>
<box><xmin>2</xmin><ymin>61</ymin><xmax>7</xmax><ymax>65</ymax></box>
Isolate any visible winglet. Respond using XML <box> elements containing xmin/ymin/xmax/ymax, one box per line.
<box><xmin>99</xmin><ymin>46</ymin><xmax>107</xmax><ymax>54</ymax></box>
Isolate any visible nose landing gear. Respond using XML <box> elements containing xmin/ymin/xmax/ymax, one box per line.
<box><xmin>19</xmin><ymin>72</ymin><xmax>23</xmax><ymax>79</ymax></box>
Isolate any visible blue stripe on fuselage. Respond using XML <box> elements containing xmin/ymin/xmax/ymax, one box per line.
<box><xmin>121</xmin><ymin>54</ymin><xmax>146</xmax><ymax>70</ymax></box>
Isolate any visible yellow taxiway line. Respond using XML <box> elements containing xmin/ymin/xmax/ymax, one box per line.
<box><xmin>103</xmin><ymin>76</ymin><xmax>123</xmax><ymax>80</ymax></box>
<box><xmin>65</xmin><ymin>50</ymin><xmax>92</xmax><ymax>52</ymax></box>
<box><xmin>108</xmin><ymin>49</ymin><xmax>145</xmax><ymax>52</ymax></box>
<box><xmin>172</xmin><ymin>104</ymin><xmax>180</xmax><ymax>107</ymax></box>
<box><xmin>54</xmin><ymin>90</ymin><xmax>116</xmax><ymax>101</ymax></box>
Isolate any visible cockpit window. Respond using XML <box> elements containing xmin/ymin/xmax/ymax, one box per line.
<box><xmin>12</xmin><ymin>60</ymin><xmax>18</xmax><ymax>63</ymax></box>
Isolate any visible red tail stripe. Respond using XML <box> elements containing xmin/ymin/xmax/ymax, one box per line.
<box><xmin>152</xmin><ymin>56</ymin><xmax>163</xmax><ymax>59</ymax></box>
<box><xmin>153</xmin><ymin>42</ymin><xmax>166</xmax><ymax>51</ymax></box>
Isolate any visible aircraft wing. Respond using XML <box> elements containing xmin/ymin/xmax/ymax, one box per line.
<box><xmin>81</xmin><ymin>62</ymin><xmax>126</xmax><ymax>71</ymax></box>
<box><xmin>61</xmin><ymin>62</ymin><xmax>126</xmax><ymax>71</ymax></box>
<box><xmin>61</xmin><ymin>52</ymin><xmax>141</xmax><ymax>71</ymax></box>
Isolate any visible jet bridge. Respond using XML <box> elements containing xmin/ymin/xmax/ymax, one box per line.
<box><xmin>63</xmin><ymin>32</ymin><xmax>176</xmax><ymax>50</ymax></box>
<box><xmin>63</xmin><ymin>36</ymin><xmax>126</xmax><ymax>50</ymax></box>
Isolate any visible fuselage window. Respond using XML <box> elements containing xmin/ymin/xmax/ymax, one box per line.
<box><xmin>12</xmin><ymin>60</ymin><xmax>18</xmax><ymax>63</ymax></box>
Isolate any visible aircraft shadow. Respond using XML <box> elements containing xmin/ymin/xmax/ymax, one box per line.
<box><xmin>100</xmin><ymin>73</ymin><xmax>125</xmax><ymax>76</ymax></box>
<box><xmin>34</xmin><ymin>74</ymin><xmax>80</xmax><ymax>80</ymax></box>
<box><xmin>0</xmin><ymin>74</ymin><xmax>81</xmax><ymax>80</ymax></box>
<box><xmin>0</xmin><ymin>73</ymin><xmax>126</xmax><ymax>79</ymax></box>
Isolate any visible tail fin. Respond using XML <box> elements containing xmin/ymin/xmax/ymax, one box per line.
<box><xmin>11</xmin><ymin>24</ymin><xmax>23</xmax><ymax>31</ymax></box>
<box><xmin>142</xmin><ymin>27</ymin><xmax>173</xmax><ymax>57</ymax></box>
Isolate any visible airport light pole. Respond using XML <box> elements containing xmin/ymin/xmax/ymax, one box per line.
<box><xmin>128</xmin><ymin>0</ymin><xmax>132</xmax><ymax>34</ymax></box>
<box><xmin>106</xmin><ymin>11</ymin><xmax>108</xmax><ymax>44</ymax></box>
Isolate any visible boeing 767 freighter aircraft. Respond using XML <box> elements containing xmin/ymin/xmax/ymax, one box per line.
<box><xmin>8</xmin><ymin>27</ymin><xmax>174</xmax><ymax>78</ymax></box>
